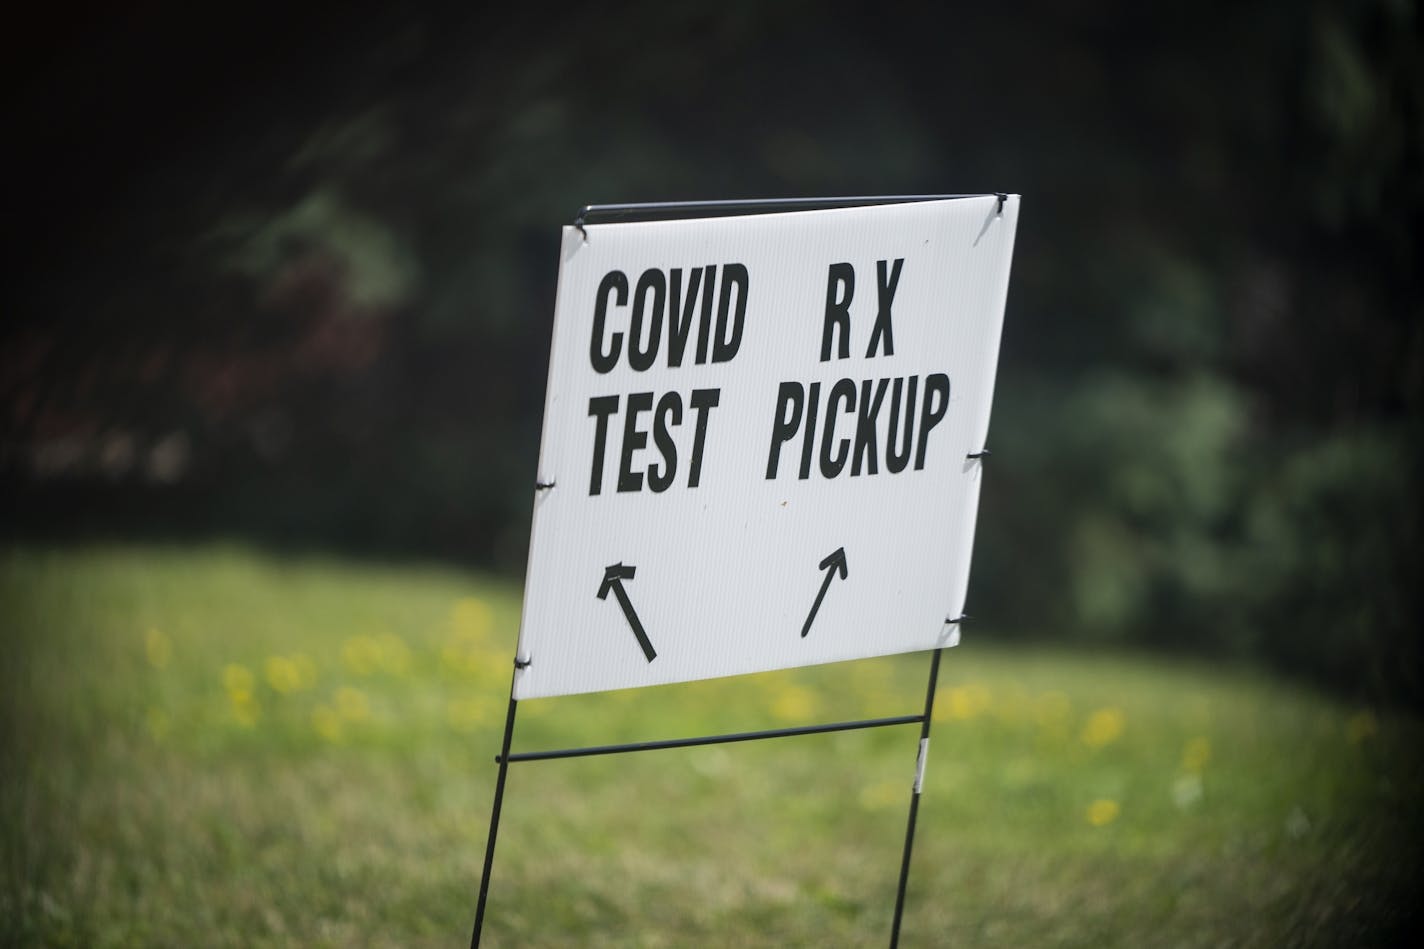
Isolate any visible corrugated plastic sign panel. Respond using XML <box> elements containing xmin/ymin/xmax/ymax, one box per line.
<box><xmin>513</xmin><ymin>195</ymin><xmax>1019</xmax><ymax>699</ymax></box>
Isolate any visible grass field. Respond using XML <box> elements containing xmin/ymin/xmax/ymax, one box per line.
<box><xmin>1</xmin><ymin>544</ymin><xmax>1420</xmax><ymax>947</ymax></box>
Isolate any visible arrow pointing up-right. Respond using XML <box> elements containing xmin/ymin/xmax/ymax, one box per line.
<box><xmin>801</xmin><ymin>546</ymin><xmax>848</xmax><ymax>638</ymax></box>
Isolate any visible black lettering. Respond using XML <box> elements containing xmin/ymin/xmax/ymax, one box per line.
<box><xmin>866</xmin><ymin>258</ymin><xmax>903</xmax><ymax>358</ymax></box>
<box><xmin>886</xmin><ymin>376</ymin><xmax>917</xmax><ymax>473</ymax></box>
<box><xmin>666</xmin><ymin>268</ymin><xmax>703</xmax><ymax>367</ymax></box>
<box><xmin>628</xmin><ymin>270</ymin><xmax>665</xmax><ymax>372</ymax></box>
<box><xmin>591</xmin><ymin>271</ymin><xmax>628</xmax><ymax>373</ymax></box>
<box><xmin>687</xmin><ymin>388</ymin><xmax>720</xmax><ymax>488</ymax></box>
<box><xmin>851</xmin><ymin>377</ymin><xmax>889</xmax><ymax>476</ymax></box>
<box><xmin>765</xmin><ymin>382</ymin><xmax>804</xmax><ymax>479</ymax></box>
<box><xmin>695</xmin><ymin>266</ymin><xmax>717</xmax><ymax>364</ymax></box>
<box><xmin>712</xmin><ymin>263</ymin><xmax>748</xmax><ymax>363</ymax></box>
<box><xmin>618</xmin><ymin>392</ymin><xmax>654</xmax><ymax>492</ymax></box>
<box><xmin>799</xmin><ymin>381</ymin><xmax>821</xmax><ymax>479</ymax></box>
<box><xmin>821</xmin><ymin>263</ymin><xmax>854</xmax><ymax>361</ymax></box>
<box><xmin>914</xmin><ymin>373</ymin><xmax>951</xmax><ymax>470</ymax></box>
<box><xmin>588</xmin><ymin>395</ymin><xmax>620</xmax><ymax>494</ymax></box>
<box><xmin>648</xmin><ymin>391</ymin><xmax>682</xmax><ymax>492</ymax></box>
<box><xmin>819</xmin><ymin>378</ymin><xmax>857</xmax><ymax>478</ymax></box>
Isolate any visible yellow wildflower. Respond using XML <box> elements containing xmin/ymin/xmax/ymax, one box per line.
<box><xmin>519</xmin><ymin>698</ymin><xmax>550</xmax><ymax>719</ymax></box>
<box><xmin>293</xmin><ymin>654</ymin><xmax>318</xmax><ymax>690</ymax></box>
<box><xmin>439</xmin><ymin>639</ymin><xmax>471</xmax><ymax>676</ymax></box>
<box><xmin>265</xmin><ymin>656</ymin><xmax>302</xmax><ymax>694</ymax></box>
<box><xmin>451</xmin><ymin>597</ymin><xmax>493</xmax><ymax>640</ymax></box>
<box><xmin>312</xmin><ymin>705</ymin><xmax>342</xmax><ymax>742</ymax></box>
<box><xmin>1081</xmin><ymin>707</ymin><xmax>1125</xmax><ymax>748</ymax></box>
<box><xmin>376</xmin><ymin>634</ymin><xmax>411</xmax><ymax>676</ymax></box>
<box><xmin>335</xmin><ymin>686</ymin><xmax>370</xmax><ymax>722</ymax></box>
<box><xmin>1086</xmin><ymin>798</ymin><xmax>1120</xmax><ymax>827</ymax></box>
<box><xmin>446</xmin><ymin>697</ymin><xmax>488</xmax><ymax>731</ymax></box>
<box><xmin>938</xmin><ymin>683</ymin><xmax>991</xmax><ymax>721</ymax></box>
<box><xmin>771</xmin><ymin>684</ymin><xmax>819</xmax><ymax>722</ymax></box>
<box><xmin>145</xmin><ymin>628</ymin><xmax>172</xmax><ymax>670</ymax></box>
<box><xmin>1181</xmin><ymin>736</ymin><xmax>1211</xmax><ymax>772</ymax></box>
<box><xmin>341</xmin><ymin>635</ymin><xmax>380</xmax><ymax>677</ymax></box>
<box><xmin>859</xmin><ymin>781</ymin><xmax>902</xmax><ymax>811</ymax></box>
<box><xmin>223</xmin><ymin>664</ymin><xmax>254</xmax><ymax>699</ymax></box>
<box><xmin>230</xmin><ymin>691</ymin><xmax>259</xmax><ymax>727</ymax></box>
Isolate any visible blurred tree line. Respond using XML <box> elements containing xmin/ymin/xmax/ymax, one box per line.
<box><xmin>4</xmin><ymin>1</ymin><xmax>1420</xmax><ymax>701</ymax></box>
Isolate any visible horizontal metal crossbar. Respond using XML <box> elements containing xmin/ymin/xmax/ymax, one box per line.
<box><xmin>575</xmin><ymin>194</ymin><xmax>1001</xmax><ymax>228</ymax></box>
<box><xmin>498</xmin><ymin>713</ymin><xmax>924</xmax><ymax>763</ymax></box>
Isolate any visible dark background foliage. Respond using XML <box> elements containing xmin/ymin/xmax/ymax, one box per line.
<box><xmin>5</xmin><ymin>0</ymin><xmax>1420</xmax><ymax>700</ymax></box>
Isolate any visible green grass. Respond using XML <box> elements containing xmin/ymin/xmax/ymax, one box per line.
<box><xmin>1</xmin><ymin>544</ymin><xmax>1420</xmax><ymax>947</ymax></box>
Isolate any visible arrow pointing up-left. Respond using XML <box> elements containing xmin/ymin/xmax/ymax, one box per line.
<box><xmin>597</xmin><ymin>562</ymin><xmax>656</xmax><ymax>662</ymax></box>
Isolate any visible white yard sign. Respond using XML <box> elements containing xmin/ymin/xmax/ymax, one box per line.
<box><xmin>513</xmin><ymin>196</ymin><xmax>1020</xmax><ymax>699</ymax></box>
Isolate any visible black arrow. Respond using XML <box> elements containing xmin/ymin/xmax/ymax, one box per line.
<box><xmin>801</xmin><ymin>547</ymin><xmax>848</xmax><ymax>638</ymax></box>
<box><xmin>597</xmin><ymin>563</ymin><xmax>656</xmax><ymax>662</ymax></box>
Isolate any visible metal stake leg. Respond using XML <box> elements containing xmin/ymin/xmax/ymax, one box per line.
<box><xmin>889</xmin><ymin>648</ymin><xmax>944</xmax><ymax>948</ymax></box>
<box><xmin>470</xmin><ymin>691</ymin><xmax>519</xmax><ymax>949</ymax></box>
